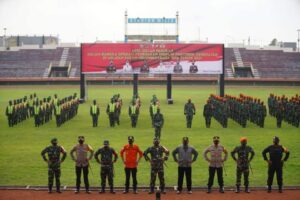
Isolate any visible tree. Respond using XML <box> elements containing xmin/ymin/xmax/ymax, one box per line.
<box><xmin>269</xmin><ymin>38</ymin><xmax>277</xmax><ymax>46</ymax></box>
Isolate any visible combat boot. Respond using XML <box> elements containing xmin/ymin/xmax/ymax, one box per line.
<box><xmin>235</xmin><ymin>185</ymin><xmax>240</xmax><ymax>193</ymax></box>
<box><xmin>267</xmin><ymin>185</ymin><xmax>272</xmax><ymax>193</ymax></box>
<box><xmin>245</xmin><ymin>186</ymin><xmax>250</xmax><ymax>193</ymax></box>
<box><xmin>207</xmin><ymin>187</ymin><xmax>211</xmax><ymax>193</ymax></box>
<box><xmin>219</xmin><ymin>187</ymin><xmax>225</xmax><ymax>193</ymax></box>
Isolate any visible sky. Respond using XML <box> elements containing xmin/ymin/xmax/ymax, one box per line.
<box><xmin>0</xmin><ymin>0</ymin><xmax>299</xmax><ymax>45</ymax></box>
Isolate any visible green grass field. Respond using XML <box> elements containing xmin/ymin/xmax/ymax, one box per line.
<box><xmin>0</xmin><ymin>85</ymin><xmax>299</xmax><ymax>187</ymax></box>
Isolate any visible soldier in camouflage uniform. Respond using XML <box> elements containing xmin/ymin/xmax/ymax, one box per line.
<box><xmin>184</xmin><ymin>99</ymin><xmax>196</xmax><ymax>128</ymax></box>
<box><xmin>203</xmin><ymin>100</ymin><xmax>213</xmax><ymax>128</ymax></box>
<box><xmin>143</xmin><ymin>138</ymin><xmax>169</xmax><ymax>194</ymax></box>
<box><xmin>153</xmin><ymin>109</ymin><xmax>164</xmax><ymax>139</ymax></box>
<box><xmin>231</xmin><ymin>137</ymin><xmax>255</xmax><ymax>193</ymax></box>
<box><xmin>41</xmin><ymin>138</ymin><xmax>67</xmax><ymax>193</ymax></box>
<box><xmin>94</xmin><ymin>140</ymin><xmax>118</xmax><ymax>194</ymax></box>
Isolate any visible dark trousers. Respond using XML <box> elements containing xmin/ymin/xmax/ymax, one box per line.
<box><xmin>92</xmin><ymin>115</ymin><xmax>98</xmax><ymax>127</ymax></box>
<box><xmin>205</xmin><ymin>116</ymin><xmax>211</xmax><ymax>128</ymax></box>
<box><xmin>208</xmin><ymin>167</ymin><xmax>223</xmax><ymax>188</ymax></box>
<box><xmin>177</xmin><ymin>167</ymin><xmax>192</xmax><ymax>191</ymax></box>
<box><xmin>109</xmin><ymin>113</ymin><xmax>115</xmax><ymax>127</ymax></box>
<box><xmin>154</xmin><ymin>126</ymin><xmax>161</xmax><ymax>138</ymax></box>
<box><xmin>186</xmin><ymin>115</ymin><xmax>193</xmax><ymax>128</ymax></box>
<box><xmin>131</xmin><ymin>115</ymin><xmax>137</xmax><ymax>127</ymax></box>
<box><xmin>76</xmin><ymin>166</ymin><xmax>89</xmax><ymax>191</ymax></box>
<box><xmin>277</xmin><ymin>117</ymin><xmax>282</xmax><ymax>128</ymax></box>
<box><xmin>7</xmin><ymin>115</ymin><xmax>13</xmax><ymax>127</ymax></box>
<box><xmin>267</xmin><ymin>165</ymin><xmax>283</xmax><ymax>188</ymax></box>
<box><xmin>124</xmin><ymin>168</ymin><xmax>137</xmax><ymax>191</ymax></box>
<box><xmin>56</xmin><ymin>115</ymin><xmax>61</xmax><ymax>127</ymax></box>
<box><xmin>34</xmin><ymin>115</ymin><xmax>40</xmax><ymax>127</ymax></box>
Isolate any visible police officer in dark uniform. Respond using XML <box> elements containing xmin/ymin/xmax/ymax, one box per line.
<box><xmin>41</xmin><ymin>138</ymin><xmax>67</xmax><ymax>193</ymax></box>
<box><xmin>90</xmin><ymin>100</ymin><xmax>100</xmax><ymax>127</ymax></box>
<box><xmin>262</xmin><ymin>136</ymin><xmax>290</xmax><ymax>193</ymax></box>
<box><xmin>94</xmin><ymin>140</ymin><xmax>118</xmax><ymax>194</ymax></box>
<box><xmin>231</xmin><ymin>137</ymin><xmax>255</xmax><ymax>193</ymax></box>
<box><xmin>184</xmin><ymin>99</ymin><xmax>196</xmax><ymax>128</ymax></box>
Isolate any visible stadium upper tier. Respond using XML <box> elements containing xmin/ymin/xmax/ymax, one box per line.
<box><xmin>0</xmin><ymin>47</ymin><xmax>299</xmax><ymax>78</ymax></box>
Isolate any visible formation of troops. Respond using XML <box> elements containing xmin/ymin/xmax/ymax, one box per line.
<box><xmin>41</xmin><ymin>136</ymin><xmax>290</xmax><ymax>194</ymax></box>
<box><xmin>268</xmin><ymin>94</ymin><xmax>300</xmax><ymax>128</ymax></box>
<box><xmin>6</xmin><ymin>93</ymin><xmax>299</xmax><ymax>128</ymax></box>
<box><xmin>5</xmin><ymin>93</ymin><xmax>80</xmax><ymax>127</ymax></box>
<box><xmin>204</xmin><ymin>93</ymin><xmax>290</xmax><ymax>128</ymax></box>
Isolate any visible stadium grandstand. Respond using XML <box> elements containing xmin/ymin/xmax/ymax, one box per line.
<box><xmin>0</xmin><ymin>42</ymin><xmax>299</xmax><ymax>84</ymax></box>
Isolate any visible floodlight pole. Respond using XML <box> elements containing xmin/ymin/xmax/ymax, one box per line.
<box><xmin>133</xmin><ymin>74</ymin><xmax>138</xmax><ymax>96</ymax></box>
<box><xmin>80</xmin><ymin>43</ymin><xmax>86</xmax><ymax>102</ymax></box>
<box><xmin>219</xmin><ymin>44</ymin><xmax>225</xmax><ymax>97</ymax></box>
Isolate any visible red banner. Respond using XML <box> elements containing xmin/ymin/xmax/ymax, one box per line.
<box><xmin>81</xmin><ymin>43</ymin><xmax>223</xmax><ymax>74</ymax></box>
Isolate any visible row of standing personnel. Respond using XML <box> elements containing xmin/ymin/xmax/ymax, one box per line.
<box><xmin>90</xmin><ymin>94</ymin><xmax>165</xmax><ymax>138</ymax></box>
<box><xmin>41</xmin><ymin>136</ymin><xmax>289</xmax><ymax>194</ymax></box>
<box><xmin>5</xmin><ymin>93</ymin><xmax>79</xmax><ymax>127</ymax></box>
<box><xmin>203</xmin><ymin>94</ymin><xmax>267</xmax><ymax>128</ymax></box>
<box><xmin>268</xmin><ymin>94</ymin><xmax>300</xmax><ymax>128</ymax></box>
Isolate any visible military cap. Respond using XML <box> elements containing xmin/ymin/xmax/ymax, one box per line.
<box><xmin>103</xmin><ymin>140</ymin><xmax>109</xmax><ymax>145</ymax></box>
<box><xmin>128</xmin><ymin>136</ymin><xmax>134</xmax><ymax>141</ymax></box>
<box><xmin>273</xmin><ymin>136</ymin><xmax>280</xmax><ymax>142</ymax></box>
<box><xmin>51</xmin><ymin>138</ymin><xmax>58</xmax><ymax>143</ymax></box>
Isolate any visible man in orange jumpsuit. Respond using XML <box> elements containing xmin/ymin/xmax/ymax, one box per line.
<box><xmin>120</xmin><ymin>136</ymin><xmax>143</xmax><ymax>194</ymax></box>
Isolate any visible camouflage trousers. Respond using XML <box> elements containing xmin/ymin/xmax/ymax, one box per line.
<box><xmin>150</xmin><ymin>167</ymin><xmax>165</xmax><ymax>191</ymax></box>
<box><xmin>101</xmin><ymin>166</ymin><xmax>114</xmax><ymax>190</ymax></box>
<box><xmin>48</xmin><ymin>167</ymin><xmax>61</xmax><ymax>190</ymax></box>
<box><xmin>186</xmin><ymin>115</ymin><xmax>193</xmax><ymax>128</ymax></box>
<box><xmin>236</xmin><ymin>167</ymin><xmax>249</xmax><ymax>186</ymax></box>
<box><xmin>154</xmin><ymin>126</ymin><xmax>161</xmax><ymax>139</ymax></box>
